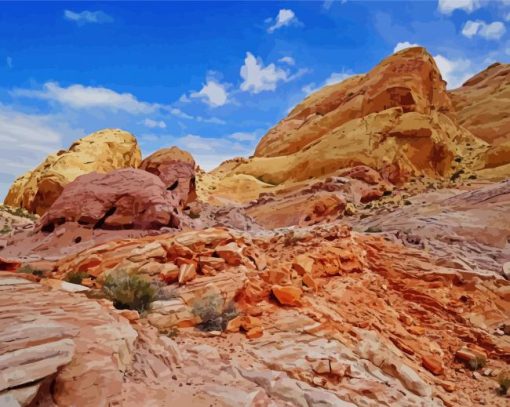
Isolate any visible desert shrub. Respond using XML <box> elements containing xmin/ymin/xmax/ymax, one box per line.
<box><xmin>152</xmin><ymin>281</ymin><xmax>179</xmax><ymax>300</ymax></box>
<box><xmin>65</xmin><ymin>271</ymin><xmax>89</xmax><ymax>285</ymax></box>
<box><xmin>17</xmin><ymin>264</ymin><xmax>44</xmax><ymax>277</ymax></box>
<box><xmin>161</xmin><ymin>326</ymin><xmax>180</xmax><ymax>339</ymax></box>
<box><xmin>497</xmin><ymin>371</ymin><xmax>510</xmax><ymax>395</ymax></box>
<box><xmin>450</xmin><ymin>169</ymin><xmax>464</xmax><ymax>181</ymax></box>
<box><xmin>365</xmin><ymin>226</ymin><xmax>382</xmax><ymax>233</ymax></box>
<box><xmin>103</xmin><ymin>269</ymin><xmax>155</xmax><ymax>313</ymax></box>
<box><xmin>467</xmin><ymin>355</ymin><xmax>487</xmax><ymax>371</ymax></box>
<box><xmin>192</xmin><ymin>294</ymin><xmax>238</xmax><ymax>332</ymax></box>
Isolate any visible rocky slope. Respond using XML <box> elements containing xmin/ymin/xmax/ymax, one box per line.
<box><xmin>1</xmin><ymin>46</ymin><xmax>510</xmax><ymax>406</ymax></box>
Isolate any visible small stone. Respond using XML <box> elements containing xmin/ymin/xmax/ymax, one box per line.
<box><xmin>292</xmin><ymin>254</ymin><xmax>314</xmax><ymax>275</ymax></box>
<box><xmin>311</xmin><ymin>359</ymin><xmax>331</xmax><ymax>375</ymax></box>
<box><xmin>178</xmin><ymin>262</ymin><xmax>197</xmax><ymax>285</ymax></box>
<box><xmin>422</xmin><ymin>354</ymin><xmax>444</xmax><ymax>375</ymax></box>
<box><xmin>312</xmin><ymin>376</ymin><xmax>327</xmax><ymax>386</ymax></box>
<box><xmin>472</xmin><ymin>371</ymin><xmax>482</xmax><ymax>380</ymax></box>
<box><xmin>215</xmin><ymin>242</ymin><xmax>243</xmax><ymax>266</ymax></box>
<box><xmin>482</xmin><ymin>368</ymin><xmax>492</xmax><ymax>376</ymax></box>
<box><xmin>119</xmin><ymin>309</ymin><xmax>140</xmax><ymax>322</ymax></box>
<box><xmin>245</xmin><ymin>326</ymin><xmax>263</xmax><ymax>339</ymax></box>
<box><xmin>271</xmin><ymin>285</ymin><xmax>302</xmax><ymax>306</ymax></box>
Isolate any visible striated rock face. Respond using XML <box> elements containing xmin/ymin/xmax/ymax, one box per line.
<box><xmin>0</xmin><ymin>272</ymin><xmax>137</xmax><ymax>406</ymax></box>
<box><xmin>44</xmin><ymin>222</ymin><xmax>510</xmax><ymax>406</ymax></box>
<box><xmin>4</xmin><ymin>129</ymin><xmax>141</xmax><ymax>215</ymax></box>
<box><xmin>450</xmin><ymin>63</ymin><xmax>510</xmax><ymax>147</ymax></box>
<box><xmin>450</xmin><ymin>63</ymin><xmax>510</xmax><ymax>179</ymax></box>
<box><xmin>38</xmin><ymin>168</ymin><xmax>183</xmax><ymax>232</ymax></box>
<box><xmin>140</xmin><ymin>147</ymin><xmax>197</xmax><ymax>206</ymax></box>
<box><xmin>229</xmin><ymin>107</ymin><xmax>484</xmax><ymax>185</ymax></box>
<box><xmin>255</xmin><ymin>47</ymin><xmax>453</xmax><ymax>158</ymax></box>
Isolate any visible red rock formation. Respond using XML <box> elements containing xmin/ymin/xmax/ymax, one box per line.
<box><xmin>140</xmin><ymin>147</ymin><xmax>197</xmax><ymax>206</ymax></box>
<box><xmin>38</xmin><ymin>168</ymin><xmax>183</xmax><ymax>232</ymax></box>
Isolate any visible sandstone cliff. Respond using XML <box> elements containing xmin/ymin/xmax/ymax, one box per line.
<box><xmin>4</xmin><ymin>129</ymin><xmax>141</xmax><ymax>215</ymax></box>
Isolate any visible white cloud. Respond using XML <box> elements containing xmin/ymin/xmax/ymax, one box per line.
<box><xmin>433</xmin><ymin>54</ymin><xmax>473</xmax><ymax>89</ymax></box>
<box><xmin>393</xmin><ymin>41</ymin><xmax>420</xmax><ymax>53</ymax></box>
<box><xmin>240</xmin><ymin>52</ymin><xmax>288</xmax><ymax>94</ymax></box>
<box><xmin>229</xmin><ymin>132</ymin><xmax>257</xmax><ymax>142</ymax></box>
<box><xmin>323</xmin><ymin>0</ymin><xmax>348</xmax><ymax>9</ymax></box>
<box><xmin>168</xmin><ymin>107</ymin><xmax>193</xmax><ymax>120</ymax></box>
<box><xmin>437</xmin><ymin>0</ymin><xmax>482</xmax><ymax>15</ymax></box>
<box><xmin>462</xmin><ymin>20</ymin><xmax>506</xmax><ymax>40</ymax></box>
<box><xmin>165</xmin><ymin>107</ymin><xmax>225</xmax><ymax>125</ymax></box>
<box><xmin>12</xmin><ymin>82</ymin><xmax>157</xmax><ymax>114</ymax></box>
<box><xmin>64</xmin><ymin>10</ymin><xmax>113</xmax><ymax>25</ymax></box>
<box><xmin>173</xmin><ymin>134</ymin><xmax>253</xmax><ymax>171</ymax></box>
<box><xmin>279</xmin><ymin>56</ymin><xmax>295</xmax><ymax>66</ymax></box>
<box><xmin>324</xmin><ymin>72</ymin><xmax>353</xmax><ymax>86</ymax></box>
<box><xmin>0</xmin><ymin>105</ymin><xmax>83</xmax><ymax>200</ymax></box>
<box><xmin>190</xmin><ymin>79</ymin><xmax>229</xmax><ymax>107</ymax></box>
<box><xmin>267</xmin><ymin>9</ymin><xmax>300</xmax><ymax>33</ymax></box>
<box><xmin>6</xmin><ymin>57</ymin><xmax>12</xmax><ymax>68</ymax></box>
<box><xmin>302</xmin><ymin>71</ymin><xmax>354</xmax><ymax>95</ymax></box>
<box><xmin>143</xmin><ymin>118</ymin><xmax>166</xmax><ymax>129</ymax></box>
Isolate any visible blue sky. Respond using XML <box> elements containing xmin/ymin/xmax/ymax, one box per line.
<box><xmin>1</xmin><ymin>0</ymin><xmax>510</xmax><ymax>199</ymax></box>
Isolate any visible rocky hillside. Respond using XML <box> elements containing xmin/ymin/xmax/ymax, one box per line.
<box><xmin>1</xmin><ymin>47</ymin><xmax>509</xmax><ymax>406</ymax></box>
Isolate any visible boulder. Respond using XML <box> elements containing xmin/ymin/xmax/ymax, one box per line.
<box><xmin>4</xmin><ymin>129</ymin><xmax>141</xmax><ymax>215</ymax></box>
<box><xmin>38</xmin><ymin>168</ymin><xmax>183</xmax><ymax>232</ymax></box>
<box><xmin>140</xmin><ymin>147</ymin><xmax>197</xmax><ymax>206</ymax></box>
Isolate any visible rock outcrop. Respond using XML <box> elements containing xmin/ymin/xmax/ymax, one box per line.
<box><xmin>256</xmin><ymin>47</ymin><xmax>453</xmax><ymax>158</ymax></box>
<box><xmin>450</xmin><ymin>62</ymin><xmax>510</xmax><ymax>147</ymax></box>
<box><xmin>200</xmin><ymin>47</ymin><xmax>486</xmax><ymax>193</ymax></box>
<box><xmin>38</xmin><ymin>169</ymin><xmax>183</xmax><ymax>232</ymax></box>
<box><xmin>450</xmin><ymin>63</ymin><xmax>510</xmax><ymax>179</ymax></box>
<box><xmin>140</xmin><ymin>147</ymin><xmax>197</xmax><ymax>206</ymax></box>
<box><xmin>4</xmin><ymin>129</ymin><xmax>141</xmax><ymax>215</ymax></box>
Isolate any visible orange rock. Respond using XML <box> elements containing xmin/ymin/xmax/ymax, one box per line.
<box><xmin>160</xmin><ymin>263</ymin><xmax>179</xmax><ymax>284</ymax></box>
<box><xmin>302</xmin><ymin>273</ymin><xmax>318</xmax><ymax>292</ymax></box>
<box><xmin>215</xmin><ymin>242</ymin><xmax>243</xmax><ymax>266</ymax></box>
<box><xmin>271</xmin><ymin>285</ymin><xmax>302</xmax><ymax>306</ymax></box>
<box><xmin>292</xmin><ymin>254</ymin><xmax>314</xmax><ymax>275</ymax></box>
<box><xmin>268</xmin><ymin>267</ymin><xmax>291</xmax><ymax>285</ymax></box>
<box><xmin>178</xmin><ymin>263</ymin><xmax>197</xmax><ymax>285</ymax></box>
<box><xmin>164</xmin><ymin>242</ymin><xmax>194</xmax><ymax>260</ymax></box>
<box><xmin>198</xmin><ymin>256</ymin><xmax>226</xmax><ymax>272</ymax></box>
<box><xmin>226</xmin><ymin>316</ymin><xmax>243</xmax><ymax>333</ymax></box>
<box><xmin>245</xmin><ymin>326</ymin><xmax>263</xmax><ymax>339</ymax></box>
<box><xmin>422</xmin><ymin>354</ymin><xmax>444</xmax><ymax>375</ymax></box>
<box><xmin>119</xmin><ymin>309</ymin><xmax>140</xmax><ymax>322</ymax></box>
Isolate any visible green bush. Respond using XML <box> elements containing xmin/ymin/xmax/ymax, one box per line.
<box><xmin>497</xmin><ymin>371</ymin><xmax>510</xmax><ymax>395</ymax></box>
<box><xmin>192</xmin><ymin>294</ymin><xmax>237</xmax><ymax>332</ymax></box>
<box><xmin>17</xmin><ymin>264</ymin><xmax>43</xmax><ymax>277</ymax></box>
<box><xmin>103</xmin><ymin>269</ymin><xmax>155</xmax><ymax>313</ymax></box>
<box><xmin>65</xmin><ymin>271</ymin><xmax>89</xmax><ymax>285</ymax></box>
<box><xmin>365</xmin><ymin>226</ymin><xmax>382</xmax><ymax>233</ymax></box>
<box><xmin>467</xmin><ymin>355</ymin><xmax>487</xmax><ymax>371</ymax></box>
